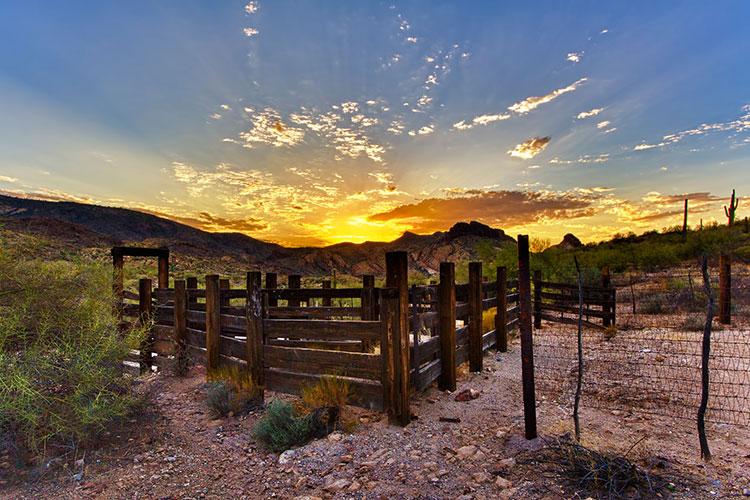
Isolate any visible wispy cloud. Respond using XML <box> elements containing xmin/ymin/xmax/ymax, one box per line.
<box><xmin>236</xmin><ymin>108</ymin><xmax>305</xmax><ymax>148</ymax></box>
<box><xmin>452</xmin><ymin>112</ymin><xmax>511</xmax><ymax>131</ymax></box>
<box><xmin>243</xmin><ymin>27</ymin><xmax>259</xmax><ymax>37</ymax></box>
<box><xmin>0</xmin><ymin>175</ymin><xmax>19</xmax><ymax>183</ymax></box>
<box><xmin>596</xmin><ymin>120</ymin><xmax>610</xmax><ymax>129</ymax></box>
<box><xmin>508</xmin><ymin>78</ymin><xmax>588</xmax><ymax>114</ymax></box>
<box><xmin>549</xmin><ymin>153</ymin><xmax>609</xmax><ymax>165</ymax></box>
<box><xmin>566</xmin><ymin>52</ymin><xmax>582</xmax><ymax>63</ymax></box>
<box><xmin>576</xmin><ymin>108</ymin><xmax>603</xmax><ymax>120</ymax></box>
<box><xmin>244</xmin><ymin>1</ymin><xmax>259</xmax><ymax>14</ymax></box>
<box><xmin>508</xmin><ymin>137</ymin><xmax>551</xmax><ymax>159</ymax></box>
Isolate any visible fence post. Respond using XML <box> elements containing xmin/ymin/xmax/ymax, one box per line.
<box><xmin>719</xmin><ymin>254</ymin><xmax>731</xmax><ymax>324</ymax></box>
<box><xmin>288</xmin><ymin>274</ymin><xmax>301</xmax><ymax>307</ymax></box>
<box><xmin>438</xmin><ymin>262</ymin><xmax>457</xmax><ymax>391</ymax></box>
<box><xmin>246</xmin><ymin>271</ymin><xmax>264</xmax><ymax>401</ymax></box>
<box><xmin>361</xmin><ymin>275</ymin><xmax>375</xmax><ymax>319</ymax></box>
<box><xmin>468</xmin><ymin>261</ymin><xmax>483</xmax><ymax>372</ymax></box>
<box><xmin>601</xmin><ymin>266</ymin><xmax>612</xmax><ymax>327</ymax></box>
<box><xmin>112</xmin><ymin>249</ymin><xmax>124</xmax><ymax>308</ymax></box>
<box><xmin>265</xmin><ymin>272</ymin><xmax>278</xmax><ymax>307</ymax></box>
<box><xmin>186</xmin><ymin>277</ymin><xmax>198</xmax><ymax>308</ymax></box>
<box><xmin>205</xmin><ymin>275</ymin><xmax>220</xmax><ymax>375</ymax></box>
<box><xmin>220</xmin><ymin>278</ymin><xmax>230</xmax><ymax>308</ymax></box>
<box><xmin>158</xmin><ymin>253</ymin><xmax>169</xmax><ymax>289</ymax></box>
<box><xmin>518</xmin><ymin>235</ymin><xmax>538</xmax><ymax>440</ymax></box>
<box><xmin>138</xmin><ymin>278</ymin><xmax>153</xmax><ymax>372</ymax></box>
<box><xmin>380</xmin><ymin>288</ymin><xmax>396</xmax><ymax>417</ymax></box>
<box><xmin>533</xmin><ymin>270</ymin><xmax>542</xmax><ymax>329</ymax></box>
<box><xmin>321</xmin><ymin>279</ymin><xmax>332</xmax><ymax>307</ymax></box>
<box><xmin>496</xmin><ymin>266</ymin><xmax>508</xmax><ymax>353</ymax></box>
<box><xmin>385</xmin><ymin>251</ymin><xmax>410</xmax><ymax>426</ymax></box>
<box><xmin>173</xmin><ymin>279</ymin><xmax>188</xmax><ymax>376</ymax></box>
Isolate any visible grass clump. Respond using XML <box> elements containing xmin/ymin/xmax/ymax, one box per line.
<box><xmin>300</xmin><ymin>374</ymin><xmax>351</xmax><ymax>410</ymax></box>
<box><xmin>205</xmin><ymin>365</ymin><xmax>261</xmax><ymax>417</ymax></box>
<box><xmin>0</xmin><ymin>240</ymin><xmax>146</xmax><ymax>463</ymax></box>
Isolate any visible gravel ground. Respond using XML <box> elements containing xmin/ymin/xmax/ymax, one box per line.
<box><xmin>3</xmin><ymin>336</ymin><xmax>750</xmax><ymax>499</ymax></box>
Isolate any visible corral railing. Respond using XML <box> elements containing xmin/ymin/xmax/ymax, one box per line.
<box><xmin>120</xmin><ymin>253</ymin><xmax>521</xmax><ymax>425</ymax></box>
<box><xmin>532</xmin><ymin>270</ymin><xmax>616</xmax><ymax>330</ymax></box>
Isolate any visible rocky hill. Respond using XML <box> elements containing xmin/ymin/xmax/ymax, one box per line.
<box><xmin>0</xmin><ymin>194</ymin><xmax>515</xmax><ymax>276</ymax></box>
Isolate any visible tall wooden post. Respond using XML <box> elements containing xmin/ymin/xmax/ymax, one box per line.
<box><xmin>385</xmin><ymin>251</ymin><xmax>410</xmax><ymax>426</ymax></box>
<box><xmin>173</xmin><ymin>279</ymin><xmax>188</xmax><ymax>376</ymax></box>
<box><xmin>288</xmin><ymin>274</ymin><xmax>301</xmax><ymax>307</ymax></box>
<box><xmin>157</xmin><ymin>253</ymin><xmax>169</xmax><ymax>290</ymax></box>
<box><xmin>468</xmin><ymin>262</ymin><xmax>483</xmax><ymax>372</ymax></box>
<box><xmin>518</xmin><ymin>235</ymin><xmax>538</xmax><ymax>440</ymax></box>
<box><xmin>219</xmin><ymin>278</ymin><xmax>230</xmax><ymax>308</ymax></box>
<box><xmin>496</xmin><ymin>266</ymin><xmax>508</xmax><ymax>352</ymax></box>
<box><xmin>246</xmin><ymin>271</ymin><xmax>264</xmax><ymax>400</ymax></box>
<box><xmin>186</xmin><ymin>277</ymin><xmax>198</xmax><ymax>308</ymax></box>
<box><xmin>719</xmin><ymin>254</ymin><xmax>731</xmax><ymax>324</ymax></box>
<box><xmin>205</xmin><ymin>275</ymin><xmax>221</xmax><ymax>374</ymax></box>
<box><xmin>438</xmin><ymin>262</ymin><xmax>457</xmax><ymax>391</ymax></box>
<box><xmin>322</xmin><ymin>279</ymin><xmax>332</xmax><ymax>307</ymax></box>
<box><xmin>265</xmin><ymin>272</ymin><xmax>278</xmax><ymax>307</ymax></box>
<box><xmin>533</xmin><ymin>270</ymin><xmax>542</xmax><ymax>329</ymax></box>
<box><xmin>361</xmin><ymin>275</ymin><xmax>375</xmax><ymax>320</ymax></box>
<box><xmin>138</xmin><ymin>278</ymin><xmax>153</xmax><ymax>371</ymax></box>
<box><xmin>601</xmin><ymin>266</ymin><xmax>612</xmax><ymax>327</ymax></box>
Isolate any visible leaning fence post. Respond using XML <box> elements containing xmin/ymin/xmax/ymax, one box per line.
<box><xmin>173</xmin><ymin>279</ymin><xmax>188</xmax><ymax>376</ymax></box>
<box><xmin>246</xmin><ymin>271</ymin><xmax>264</xmax><ymax>401</ymax></box>
<box><xmin>438</xmin><ymin>262</ymin><xmax>457</xmax><ymax>391</ymax></box>
<box><xmin>265</xmin><ymin>272</ymin><xmax>278</xmax><ymax>307</ymax></box>
<box><xmin>533</xmin><ymin>270</ymin><xmax>542</xmax><ymax>329</ymax></box>
<box><xmin>518</xmin><ymin>235</ymin><xmax>538</xmax><ymax>440</ymax></box>
<box><xmin>719</xmin><ymin>254</ymin><xmax>731</xmax><ymax>324</ymax></box>
<box><xmin>288</xmin><ymin>274</ymin><xmax>301</xmax><ymax>307</ymax></box>
<box><xmin>601</xmin><ymin>266</ymin><xmax>612</xmax><ymax>327</ymax></box>
<box><xmin>385</xmin><ymin>251</ymin><xmax>410</xmax><ymax>426</ymax></box>
<box><xmin>157</xmin><ymin>252</ymin><xmax>170</xmax><ymax>290</ymax></box>
<box><xmin>468</xmin><ymin>262</ymin><xmax>483</xmax><ymax>372</ymax></box>
<box><xmin>205</xmin><ymin>275</ymin><xmax>221</xmax><ymax>375</ymax></box>
<box><xmin>138</xmin><ymin>278</ymin><xmax>154</xmax><ymax>372</ymax></box>
<box><xmin>496</xmin><ymin>266</ymin><xmax>508</xmax><ymax>352</ymax></box>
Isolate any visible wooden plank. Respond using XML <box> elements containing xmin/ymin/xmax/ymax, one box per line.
<box><xmin>539</xmin><ymin>290</ymin><xmax>614</xmax><ymax>305</ymax></box>
<box><xmin>539</xmin><ymin>302</ymin><xmax>612</xmax><ymax>319</ymax></box>
<box><xmin>481</xmin><ymin>297</ymin><xmax>496</xmax><ymax>310</ymax></box>
<box><xmin>264</xmin><ymin>319</ymin><xmax>380</xmax><ymax>341</ymax></box>
<box><xmin>414</xmin><ymin>358</ymin><xmax>442</xmax><ymax>391</ymax></box>
<box><xmin>174</xmin><ymin>279</ymin><xmax>188</xmax><ymax>375</ymax></box>
<box><xmin>220</xmin><ymin>313</ymin><xmax>247</xmax><ymax>333</ymax></box>
<box><xmin>122</xmin><ymin>303</ymin><xmax>140</xmax><ymax>318</ymax></box>
<box><xmin>246</xmin><ymin>271</ymin><xmax>264</xmax><ymax>400</ymax></box>
<box><xmin>455</xmin><ymin>301</ymin><xmax>469</xmax><ymax>318</ymax></box>
<box><xmin>386</xmin><ymin>251</ymin><xmax>410</xmax><ymax>426</ymax></box>
<box><xmin>266</xmin><ymin>272</ymin><xmax>278</xmax><ymax>307</ymax></box>
<box><xmin>539</xmin><ymin>313</ymin><xmax>605</xmax><ymax>330</ymax></box>
<box><xmin>123</xmin><ymin>290</ymin><xmax>139</xmax><ymax>301</ymax></box>
<box><xmin>153</xmin><ymin>339</ymin><xmax>175</xmax><ymax>356</ymax></box>
<box><xmin>496</xmin><ymin>267</ymin><xmax>508</xmax><ymax>352</ymax></box>
<box><xmin>139</xmin><ymin>278</ymin><xmax>153</xmax><ymax>371</ymax></box>
<box><xmin>205</xmin><ymin>275</ymin><xmax>220</xmax><ymax>374</ymax></box>
<box><xmin>518</xmin><ymin>235</ymin><xmax>537</xmax><ymax>440</ymax></box>
<box><xmin>414</xmin><ymin>334</ymin><xmax>441</xmax><ymax>366</ymax></box>
<box><xmin>219</xmin><ymin>334</ymin><xmax>246</xmax><ymax>359</ymax></box>
<box><xmin>265</xmin><ymin>368</ymin><xmax>383</xmax><ymax>410</ymax></box>
<box><xmin>468</xmin><ymin>261</ymin><xmax>483</xmax><ymax>372</ymax></box>
<box><xmin>186</xmin><ymin>327</ymin><xmax>206</xmax><ymax>348</ymax></box>
<box><xmin>287</xmin><ymin>274</ymin><xmax>301</xmax><ymax>307</ymax></box>
<box><xmin>482</xmin><ymin>329</ymin><xmax>496</xmax><ymax>352</ymax></box>
<box><xmin>264</xmin><ymin>345</ymin><xmax>380</xmax><ymax>380</ymax></box>
<box><xmin>268</xmin><ymin>338</ymin><xmax>364</xmax><ymax>352</ymax></box>
<box><xmin>266</xmin><ymin>287</ymin><xmax>367</xmax><ymax>300</ymax></box>
<box><xmin>538</xmin><ymin>280</ymin><xmax>612</xmax><ymax>293</ymax></box>
<box><xmin>267</xmin><ymin>306</ymin><xmax>361</xmax><ymax>319</ymax></box>
<box><xmin>152</xmin><ymin>324</ymin><xmax>173</xmax><ymax>341</ymax></box>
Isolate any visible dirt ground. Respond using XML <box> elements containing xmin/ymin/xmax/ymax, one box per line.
<box><xmin>3</xmin><ymin>335</ymin><xmax>750</xmax><ymax>499</ymax></box>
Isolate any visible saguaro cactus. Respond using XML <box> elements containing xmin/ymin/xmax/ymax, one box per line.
<box><xmin>724</xmin><ymin>189</ymin><xmax>739</xmax><ymax>226</ymax></box>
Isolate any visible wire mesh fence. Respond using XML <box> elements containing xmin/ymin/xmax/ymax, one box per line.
<box><xmin>534</xmin><ymin>265</ymin><xmax>750</xmax><ymax>427</ymax></box>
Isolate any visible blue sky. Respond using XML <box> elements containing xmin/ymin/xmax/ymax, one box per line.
<box><xmin>1</xmin><ymin>1</ymin><xmax>748</xmax><ymax>245</ymax></box>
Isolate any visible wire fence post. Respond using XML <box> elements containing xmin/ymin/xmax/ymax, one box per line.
<box><xmin>518</xmin><ymin>235</ymin><xmax>537</xmax><ymax>440</ymax></box>
<box><xmin>698</xmin><ymin>256</ymin><xmax>714</xmax><ymax>460</ymax></box>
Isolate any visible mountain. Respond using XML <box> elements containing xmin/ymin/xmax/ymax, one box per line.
<box><xmin>0</xmin><ymin>194</ymin><xmax>514</xmax><ymax>276</ymax></box>
<box><xmin>554</xmin><ymin>233</ymin><xmax>584</xmax><ymax>250</ymax></box>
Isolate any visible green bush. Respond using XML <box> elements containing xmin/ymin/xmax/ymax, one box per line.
<box><xmin>0</xmin><ymin>241</ymin><xmax>145</xmax><ymax>463</ymax></box>
<box><xmin>252</xmin><ymin>400</ymin><xmax>314</xmax><ymax>452</ymax></box>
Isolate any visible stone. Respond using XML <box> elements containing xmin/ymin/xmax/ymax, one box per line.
<box><xmin>456</xmin><ymin>445</ymin><xmax>477</xmax><ymax>460</ymax></box>
<box><xmin>472</xmin><ymin>472</ymin><xmax>490</xmax><ymax>484</ymax></box>
<box><xmin>278</xmin><ymin>450</ymin><xmax>296</xmax><ymax>465</ymax></box>
<box><xmin>454</xmin><ymin>388</ymin><xmax>480</xmax><ymax>402</ymax></box>
<box><xmin>495</xmin><ymin>477</ymin><xmax>512</xmax><ymax>489</ymax></box>
<box><xmin>742</xmin><ymin>488</ymin><xmax>750</xmax><ymax>497</ymax></box>
<box><xmin>323</xmin><ymin>478</ymin><xmax>351</xmax><ymax>492</ymax></box>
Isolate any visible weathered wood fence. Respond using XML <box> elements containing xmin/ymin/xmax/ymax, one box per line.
<box><xmin>118</xmin><ymin>253</ymin><xmax>520</xmax><ymax>425</ymax></box>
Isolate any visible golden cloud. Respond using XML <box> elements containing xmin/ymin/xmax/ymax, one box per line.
<box><xmin>508</xmin><ymin>137</ymin><xmax>551</xmax><ymax>159</ymax></box>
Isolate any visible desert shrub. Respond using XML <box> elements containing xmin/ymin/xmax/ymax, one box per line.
<box><xmin>640</xmin><ymin>296</ymin><xmax>664</xmax><ymax>315</ymax></box>
<box><xmin>205</xmin><ymin>365</ymin><xmax>260</xmax><ymax>417</ymax></box>
<box><xmin>682</xmin><ymin>315</ymin><xmax>706</xmax><ymax>332</ymax></box>
<box><xmin>0</xmin><ymin>243</ymin><xmax>146</xmax><ymax>462</ymax></box>
<box><xmin>252</xmin><ymin>400</ymin><xmax>314</xmax><ymax>452</ymax></box>
<box><xmin>482</xmin><ymin>307</ymin><xmax>496</xmax><ymax>334</ymax></box>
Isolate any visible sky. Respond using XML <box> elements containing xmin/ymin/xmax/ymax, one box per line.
<box><xmin>0</xmin><ymin>1</ymin><xmax>748</xmax><ymax>247</ymax></box>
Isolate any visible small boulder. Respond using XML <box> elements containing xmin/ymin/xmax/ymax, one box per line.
<box><xmin>454</xmin><ymin>388</ymin><xmax>480</xmax><ymax>402</ymax></box>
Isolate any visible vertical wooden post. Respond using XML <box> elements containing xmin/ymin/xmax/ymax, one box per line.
<box><xmin>322</xmin><ymin>279</ymin><xmax>332</xmax><ymax>307</ymax></box>
<box><xmin>601</xmin><ymin>266</ymin><xmax>611</xmax><ymax>327</ymax></box>
<box><xmin>138</xmin><ymin>278</ymin><xmax>153</xmax><ymax>371</ymax></box>
<box><xmin>361</xmin><ymin>275</ymin><xmax>375</xmax><ymax>319</ymax></box>
<box><xmin>719</xmin><ymin>254</ymin><xmax>731</xmax><ymax>324</ymax></box>
<box><xmin>468</xmin><ymin>262</ymin><xmax>483</xmax><ymax>372</ymax></box>
<box><xmin>533</xmin><ymin>270</ymin><xmax>542</xmax><ymax>329</ymax></box>
<box><xmin>385</xmin><ymin>251</ymin><xmax>410</xmax><ymax>426</ymax></box>
<box><xmin>173</xmin><ymin>279</ymin><xmax>188</xmax><ymax>376</ymax></box>
<box><xmin>380</xmin><ymin>288</ymin><xmax>396</xmax><ymax>417</ymax></box>
<box><xmin>157</xmin><ymin>253</ymin><xmax>169</xmax><ymax>290</ymax></box>
<box><xmin>518</xmin><ymin>235</ymin><xmax>538</xmax><ymax>440</ymax></box>
<box><xmin>496</xmin><ymin>266</ymin><xmax>508</xmax><ymax>352</ymax></box>
<box><xmin>112</xmin><ymin>249</ymin><xmax>124</xmax><ymax>306</ymax></box>
<box><xmin>205</xmin><ymin>275</ymin><xmax>220</xmax><ymax>375</ymax></box>
<box><xmin>219</xmin><ymin>278</ymin><xmax>230</xmax><ymax>308</ymax></box>
<box><xmin>186</xmin><ymin>277</ymin><xmax>198</xmax><ymax>308</ymax></box>
<box><xmin>246</xmin><ymin>271</ymin><xmax>264</xmax><ymax>400</ymax></box>
<box><xmin>438</xmin><ymin>262</ymin><xmax>457</xmax><ymax>391</ymax></box>
<box><xmin>265</xmin><ymin>272</ymin><xmax>278</xmax><ymax>307</ymax></box>
<box><xmin>288</xmin><ymin>274</ymin><xmax>301</xmax><ymax>307</ymax></box>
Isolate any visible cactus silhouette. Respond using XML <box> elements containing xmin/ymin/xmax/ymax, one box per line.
<box><xmin>724</xmin><ymin>189</ymin><xmax>739</xmax><ymax>226</ymax></box>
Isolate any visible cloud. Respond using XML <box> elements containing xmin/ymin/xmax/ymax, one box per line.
<box><xmin>566</xmin><ymin>52</ymin><xmax>582</xmax><ymax>63</ymax></box>
<box><xmin>549</xmin><ymin>153</ymin><xmax>609</xmax><ymax>165</ymax></box>
<box><xmin>235</xmin><ymin>108</ymin><xmax>305</xmax><ymax>149</ymax></box>
<box><xmin>576</xmin><ymin>108</ymin><xmax>603</xmax><ymax>120</ymax></box>
<box><xmin>408</xmin><ymin>125</ymin><xmax>434</xmax><ymax>136</ymax></box>
<box><xmin>0</xmin><ymin>175</ymin><xmax>19</xmax><ymax>183</ymax></box>
<box><xmin>289</xmin><ymin>109</ymin><xmax>386</xmax><ymax>162</ymax></box>
<box><xmin>452</xmin><ymin>112</ymin><xmax>511</xmax><ymax>131</ymax></box>
<box><xmin>596</xmin><ymin>120</ymin><xmax>611</xmax><ymax>129</ymax></box>
<box><xmin>244</xmin><ymin>1</ymin><xmax>259</xmax><ymax>14</ymax></box>
<box><xmin>243</xmin><ymin>27</ymin><xmax>259</xmax><ymax>37</ymax></box>
<box><xmin>406</xmin><ymin>36</ymin><xmax>417</xmax><ymax>43</ymax></box>
<box><xmin>508</xmin><ymin>137</ymin><xmax>551</xmax><ymax>159</ymax></box>
<box><xmin>368</xmin><ymin>189</ymin><xmax>604</xmax><ymax>233</ymax></box>
<box><xmin>508</xmin><ymin>78</ymin><xmax>588</xmax><ymax>114</ymax></box>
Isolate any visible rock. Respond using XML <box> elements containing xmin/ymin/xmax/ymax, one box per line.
<box><xmin>323</xmin><ymin>478</ymin><xmax>351</xmax><ymax>492</ymax></box>
<box><xmin>73</xmin><ymin>471</ymin><xmax>84</xmax><ymax>482</ymax></box>
<box><xmin>495</xmin><ymin>477</ymin><xmax>512</xmax><ymax>489</ymax></box>
<box><xmin>327</xmin><ymin>432</ymin><xmax>343</xmax><ymax>442</ymax></box>
<box><xmin>454</xmin><ymin>388</ymin><xmax>480</xmax><ymax>402</ymax></box>
<box><xmin>348</xmin><ymin>481</ymin><xmax>361</xmax><ymax>491</ymax></box>
<box><xmin>499</xmin><ymin>487</ymin><xmax>519</xmax><ymax>499</ymax></box>
<box><xmin>472</xmin><ymin>472</ymin><xmax>491</xmax><ymax>484</ymax></box>
<box><xmin>742</xmin><ymin>488</ymin><xmax>750</xmax><ymax>497</ymax></box>
<box><xmin>293</xmin><ymin>496</ymin><xmax>322</xmax><ymax>500</ymax></box>
<box><xmin>278</xmin><ymin>450</ymin><xmax>296</xmax><ymax>465</ymax></box>
<box><xmin>164</xmin><ymin>456</ymin><xmax>177</xmax><ymax>463</ymax></box>
<box><xmin>456</xmin><ymin>445</ymin><xmax>477</xmax><ymax>460</ymax></box>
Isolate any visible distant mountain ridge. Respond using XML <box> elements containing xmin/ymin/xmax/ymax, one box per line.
<box><xmin>0</xmin><ymin>194</ymin><xmax>515</xmax><ymax>276</ymax></box>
